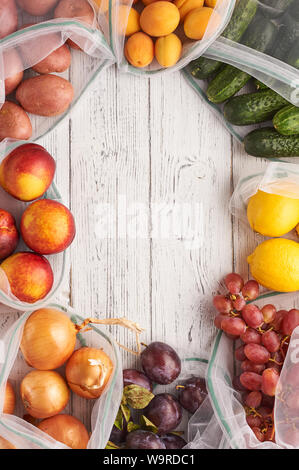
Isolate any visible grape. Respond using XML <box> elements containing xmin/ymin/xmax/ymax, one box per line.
<box><xmin>221</xmin><ymin>317</ymin><xmax>246</xmax><ymax>336</ymax></box>
<box><xmin>214</xmin><ymin>314</ymin><xmax>227</xmax><ymax>329</ymax></box>
<box><xmin>240</xmin><ymin>372</ymin><xmax>262</xmax><ymax>391</ymax></box>
<box><xmin>232</xmin><ymin>296</ymin><xmax>246</xmax><ymax>312</ymax></box>
<box><xmin>232</xmin><ymin>375</ymin><xmax>247</xmax><ymax>392</ymax></box>
<box><xmin>242</xmin><ymin>280</ymin><xmax>259</xmax><ymax>301</ymax></box>
<box><xmin>286</xmin><ymin>364</ymin><xmax>299</xmax><ymax>387</ymax></box>
<box><xmin>261</xmin><ymin>330</ymin><xmax>280</xmax><ymax>353</ymax></box>
<box><xmin>213</xmin><ymin>295</ymin><xmax>232</xmax><ymax>314</ymax></box>
<box><xmin>235</xmin><ymin>345</ymin><xmax>246</xmax><ymax>362</ymax></box>
<box><xmin>123</xmin><ymin>369</ymin><xmax>153</xmax><ymax>392</ymax></box>
<box><xmin>141</xmin><ymin>342</ymin><xmax>181</xmax><ymax>385</ymax></box>
<box><xmin>261</xmin><ymin>305</ymin><xmax>276</xmax><ymax>324</ymax></box>
<box><xmin>109</xmin><ymin>425</ymin><xmax>127</xmax><ymax>445</ymax></box>
<box><xmin>244</xmin><ymin>344</ymin><xmax>270</xmax><ymax>364</ymax></box>
<box><xmin>286</xmin><ymin>391</ymin><xmax>299</xmax><ymax>410</ymax></box>
<box><xmin>261</xmin><ymin>368</ymin><xmax>279</xmax><ymax>397</ymax></box>
<box><xmin>145</xmin><ymin>393</ymin><xmax>182</xmax><ymax>434</ymax></box>
<box><xmin>178</xmin><ymin>377</ymin><xmax>207</xmax><ymax>414</ymax></box>
<box><xmin>224</xmin><ymin>273</ymin><xmax>244</xmax><ymax>295</ymax></box>
<box><xmin>272</xmin><ymin>310</ymin><xmax>287</xmax><ymax>332</ymax></box>
<box><xmin>241</xmin><ymin>360</ymin><xmax>265</xmax><ymax>374</ymax></box>
<box><xmin>252</xmin><ymin>426</ymin><xmax>264</xmax><ymax>442</ymax></box>
<box><xmin>282</xmin><ymin>309</ymin><xmax>299</xmax><ymax>336</ymax></box>
<box><xmin>245</xmin><ymin>391</ymin><xmax>262</xmax><ymax>409</ymax></box>
<box><xmin>241</xmin><ymin>304</ymin><xmax>263</xmax><ymax>329</ymax></box>
<box><xmin>261</xmin><ymin>395</ymin><xmax>275</xmax><ymax>409</ymax></box>
<box><xmin>240</xmin><ymin>328</ymin><xmax>262</xmax><ymax>345</ymax></box>
<box><xmin>161</xmin><ymin>434</ymin><xmax>187</xmax><ymax>449</ymax></box>
<box><xmin>246</xmin><ymin>414</ymin><xmax>262</xmax><ymax>428</ymax></box>
<box><xmin>257</xmin><ymin>406</ymin><xmax>273</xmax><ymax>421</ymax></box>
<box><xmin>126</xmin><ymin>430</ymin><xmax>166</xmax><ymax>449</ymax></box>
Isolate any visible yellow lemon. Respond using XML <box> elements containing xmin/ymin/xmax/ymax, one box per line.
<box><xmin>247</xmin><ymin>238</ymin><xmax>299</xmax><ymax>292</ymax></box>
<box><xmin>247</xmin><ymin>190</ymin><xmax>299</xmax><ymax>237</ymax></box>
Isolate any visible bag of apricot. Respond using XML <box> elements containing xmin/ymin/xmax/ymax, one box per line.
<box><xmin>100</xmin><ymin>0</ymin><xmax>236</xmax><ymax>75</ymax></box>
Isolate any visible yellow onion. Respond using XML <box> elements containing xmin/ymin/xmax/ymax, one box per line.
<box><xmin>4</xmin><ymin>381</ymin><xmax>15</xmax><ymax>414</ymax></box>
<box><xmin>65</xmin><ymin>347</ymin><xmax>114</xmax><ymax>399</ymax></box>
<box><xmin>0</xmin><ymin>436</ymin><xmax>16</xmax><ymax>449</ymax></box>
<box><xmin>38</xmin><ymin>414</ymin><xmax>89</xmax><ymax>449</ymax></box>
<box><xmin>20</xmin><ymin>370</ymin><xmax>69</xmax><ymax>419</ymax></box>
<box><xmin>20</xmin><ymin>308</ymin><xmax>77</xmax><ymax>371</ymax></box>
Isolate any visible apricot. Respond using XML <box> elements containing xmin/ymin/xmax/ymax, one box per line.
<box><xmin>21</xmin><ymin>199</ymin><xmax>76</xmax><ymax>255</ymax></box>
<box><xmin>140</xmin><ymin>2</ymin><xmax>180</xmax><ymax>37</ymax></box>
<box><xmin>142</xmin><ymin>0</ymin><xmax>171</xmax><ymax>5</ymax></box>
<box><xmin>155</xmin><ymin>33</ymin><xmax>182</xmax><ymax>67</ymax></box>
<box><xmin>205</xmin><ymin>0</ymin><xmax>218</xmax><ymax>6</ymax></box>
<box><xmin>0</xmin><ymin>209</ymin><xmax>19</xmax><ymax>260</ymax></box>
<box><xmin>125</xmin><ymin>32</ymin><xmax>154</xmax><ymax>68</ymax></box>
<box><xmin>1</xmin><ymin>252</ymin><xmax>54</xmax><ymax>303</ymax></box>
<box><xmin>174</xmin><ymin>0</ymin><xmax>204</xmax><ymax>21</ymax></box>
<box><xmin>184</xmin><ymin>6</ymin><xmax>220</xmax><ymax>40</ymax></box>
<box><xmin>117</xmin><ymin>5</ymin><xmax>140</xmax><ymax>36</ymax></box>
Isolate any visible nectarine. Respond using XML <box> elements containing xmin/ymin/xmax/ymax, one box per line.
<box><xmin>0</xmin><ymin>209</ymin><xmax>19</xmax><ymax>260</ymax></box>
<box><xmin>21</xmin><ymin>199</ymin><xmax>76</xmax><ymax>255</ymax></box>
<box><xmin>0</xmin><ymin>143</ymin><xmax>56</xmax><ymax>202</ymax></box>
<box><xmin>1</xmin><ymin>252</ymin><xmax>54</xmax><ymax>303</ymax></box>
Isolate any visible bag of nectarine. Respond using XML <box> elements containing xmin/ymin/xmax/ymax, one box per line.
<box><xmin>104</xmin><ymin>0</ymin><xmax>236</xmax><ymax>74</ymax></box>
<box><xmin>0</xmin><ymin>0</ymin><xmax>114</xmax><ymax>143</ymax></box>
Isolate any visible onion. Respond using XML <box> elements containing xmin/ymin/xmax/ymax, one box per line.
<box><xmin>0</xmin><ymin>436</ymin><xmax>15</xmax><ymax>449</ymax></box>
<box><xmin>65</xmin><ymin>347</ymin><xmax>114</xmax><ymax>399</ymax></box>
<box><xmin>20</xmin><ymin>370</ymin><xmax>69</xmax><ymax>419</ymax></box>
<box><xmin>4</xmin><ymin>381</ymin><xmax>15</xmax><ymax>414</ymax></box>
<box><xmin>20</xmin><ymin>308</ymin><xmax>77</xmax><ymax>371</ymax></box>
<box><xmin>38</xmin><ymin>414</ymin><xmax>89</xmax><ymax>449</ymax></box>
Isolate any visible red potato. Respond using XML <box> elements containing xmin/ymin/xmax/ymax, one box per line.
<box><xmin>16</xmin><ymin>75</ymin><xmax>74</xmax><ymax>117</ymax></box>
<box><xmin>0</xmin><ymin>0</ymin><xmax>18</xmax><ymax>39</ymax></box>
<box><xmin>0</xmin><ymin>102</ymin><xmax>32</xmax><ymax>142</ymax></box>
<box><xmin>17</xmin><ymin>0</ymin><xmax>59</xmax><ymax>16</ymax></box>
<box><xmin>32</xmin><ymin>44</ymin><xmax>71</xmax><ymax>74</ymax></box>
<box><xmin>4</xmin><ymin>49</ymin><xmax>24</xmax><ymax>96</ymax></box>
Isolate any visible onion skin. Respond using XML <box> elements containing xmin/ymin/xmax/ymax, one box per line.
<box><xmin>38</xmin><ymin>414</ymin><xmax>89</xmax><ymax>449</ymax></box>
<box><xmin>66</xmin><ymin>347</ymin><xmax>114</xmax><ymax>399</ymax></box>
<box><xmin>4</xmin><ymin>381</ymin><xmax>15</xmax><ymax>414</ymax></box>
<box><xmin>20</xmin><ymin>370</ymin><xmax>69</xmax><ymax>419</ymax></box>
<box><xmin>20</xmin><ymin>308</ymin><xmax>77</xmax><ymax>371</ymax></box>
<box><xmin>0</xmin><ymin>436</ymin><xmax>16</xmax><ymax>449</ymax></box>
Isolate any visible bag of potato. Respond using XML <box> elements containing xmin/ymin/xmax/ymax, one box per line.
<box><xmin>0</xmin><ymin>305</ymin><xmax>123</xmax><ymax>449</ymax></box>
<box><xmin>104</xmin><ymin>0</ymin><xmax>236</xmax><ymax>74</ymax></box>
<box><xmin>0</xmin><ymin>0</ymin><xmax>114</xmax><ymax>143</ymax></box>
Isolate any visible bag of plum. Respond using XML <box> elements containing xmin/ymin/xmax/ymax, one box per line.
<box><xmin>0</xmin><ymin>0</ymin><xmax>114</xmax><ymax>143</ymax></box>
<box><xmin>0</xmin><ymin>304</ymin><xmax>124</xmax><ymax>449</ymax></box>
<box><xmin>105</xmin><ymin>0</ymin><xmax>236</xmax><ymax>74</ymax></box>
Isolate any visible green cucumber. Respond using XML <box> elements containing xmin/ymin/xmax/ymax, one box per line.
<box><xmin>189</xmin><ymin>0</ymin><xmax>258</xmax><ymax>79</ymax></box>
<box><xmin>273</xmin><ymin>13</ymin><xmax>299</xmax><ymax>60</ymax></box>
<box><xmin>287</xmin><ymin>39</ymin><xmax>299</xmax><ymax>69</ymax></box>
<box><xmin>259</xmin><ymin>0</ymin><xmax>294</xmax><ymax>18</ymax></box>
<box><xmin>223</xmin><ymin>89</ymin><xmax>289</xmax><ymax>125</ymax></box>
<box><xmin>254</xmin><ymin>79</ymin><xmax>269</xmax><ymax>90</ymax></box>
<box><xmin>244</xmin><ymin>127</ymin><xmax>299</xmax><ymax>158</ymax></box>
<box><xmin>273</xmin><ymin>105</ymin><xmax>299</xmax><ymax>135</ymax></box>
<box><xmin>206</xmin><ymin>15</ymin><xmax>278</xmax><ymax>103</ymax></box>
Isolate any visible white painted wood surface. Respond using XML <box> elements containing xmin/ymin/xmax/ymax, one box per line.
<box><xmin>0</xmin><ymin>58</ymin><xmax>271</xmax><ymax>433</ymax></box>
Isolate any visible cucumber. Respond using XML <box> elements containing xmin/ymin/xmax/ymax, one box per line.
<box><xmin>287</xmin><ymin>39</ymin><xmax>299</xmax><ymax>69</ymax></box>
<box><xmin>244</xmin><ymin>127</ymin><xmax>299</xmax><ymax>158</ymax></box>
<box><xmin>259</xmin><ymin>0</ymin><xmax>294</xmax><ymax>18</ymax></box>
<box><xmin>224</xmin><ymin>89</ymin><xmax>289</xmax><ymax>125</ymax></box>
<box><xmin>254</xmin><ymin>79</ymin><xmax>269</xmax><ymax>90</ymax></box>
<box><xmin>273</xmin><ymin>105</ymin><xmax>299</xmax><ymax>135</ymax></box>
<box><xmin>206</xmin><ymin>15</ymin><xmax>278</xmax><ymax>103</ymax></box>
<box><xmin>273</xmin><ymin>13</ymin><xmax>299</xmax><ymax>60</ymax></box>
<box><xmin>189</xmin><ymin>0</ymin><xmax>258</xmax><ymax>79</ymax></box>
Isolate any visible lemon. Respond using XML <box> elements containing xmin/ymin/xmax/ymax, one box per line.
<box><xmin>247</xmin><ymin>238</ymin><xmax>299</xmax><ymax>292</ymax></box>
<box><xmin>247</xmin><ymin>190</ymin><xmax>299</xmax><ymax>237</ymax></box>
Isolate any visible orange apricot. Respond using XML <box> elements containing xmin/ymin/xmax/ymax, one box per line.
<box><xmin>205</xmin><ymin>0</ymin><xmax>218</xmax><ymax>6</ymax></box>
<box><xmin>184</xmin><ymin>6</ymin><xmax>220</xmax><ymax>40</ymax></box>
<box><xmin>155</xmin><ymin>33</ymin><xmax>182</xmax><ymax>67</ymax></box>
<box><xmin>125</xmin><ymin>32</ymin><xmax>154</xmax><ymax>67</ymax></box>
<box><xmin>140</xmin><ymin>2</ymin><xmax>180</xmax><ymax>37</ymax></box>
<box><xmin>174</xmin><ymin>0</ymin><xmax>204</xmax><ymax>21</ymax></box>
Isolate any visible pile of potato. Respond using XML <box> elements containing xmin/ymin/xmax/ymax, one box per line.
<box><xmin>0</xmin><ymin>0</ymin><xmax>96</xmax><ymax>142</ymax></box>
<box><xmin>122</xmin><ymin>0</ymin><xmax>220</xmax><ymax>68</ymax></box>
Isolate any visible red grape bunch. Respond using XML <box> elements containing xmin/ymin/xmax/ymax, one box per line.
<box><xmin>213</xmin><ymin>272</ymin><xmax>299</xmax><ymax>444</ymax></box>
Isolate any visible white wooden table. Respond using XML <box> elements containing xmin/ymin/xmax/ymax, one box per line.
<box><xmin>0</xmin><ymin>63</ymin><xmax>269</xmax><ymax>432</ymax></box>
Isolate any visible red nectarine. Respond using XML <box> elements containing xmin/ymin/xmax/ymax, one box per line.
<box><xmin>21</xmin><ymin>199</ymin><xmax>76</xmax><ymax>255</ymax></box>
<box><xmin>0</xmin><ymin>143</ymin><xmax>56</xmax><ymax>202</ymax></box>
<box><xmin>0</xmin><ymin>209</ymin><xmax>19</xmax><ymax>260</ymax></box>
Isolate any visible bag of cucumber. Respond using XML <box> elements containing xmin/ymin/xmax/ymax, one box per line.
<box><xmin>184</xmin><ymin>0</ymin><xmax>299</xmax><ymax>159</ymax></box>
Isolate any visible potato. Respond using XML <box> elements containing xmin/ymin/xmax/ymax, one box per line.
<box><xmin>0</xmin><ymin>0</ymin><xmax>18</xmax><ymax>39</ymax></box>
<box><xmin>16</xmin><ymin>75</ymin><xmax>74</xmax><ymax>117</ymax></box>
<box><xmin>17</xmin><ymin>0</ymin><xmax>59</xmax><ymax>16</ymax></box>
<box><xmin>0</xmin><ymin>101</ymin><xmax>32</xmax><ymax>142</ymax></box>
<box><xmin>4</xmin><ymin>49</ymin><xmax>24</xmax><ymax>95</ymax></box>
<box><xmin>32</xmin><ymin>44</ymin><xmax>71</xmax><ymax>74</ymax></box>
